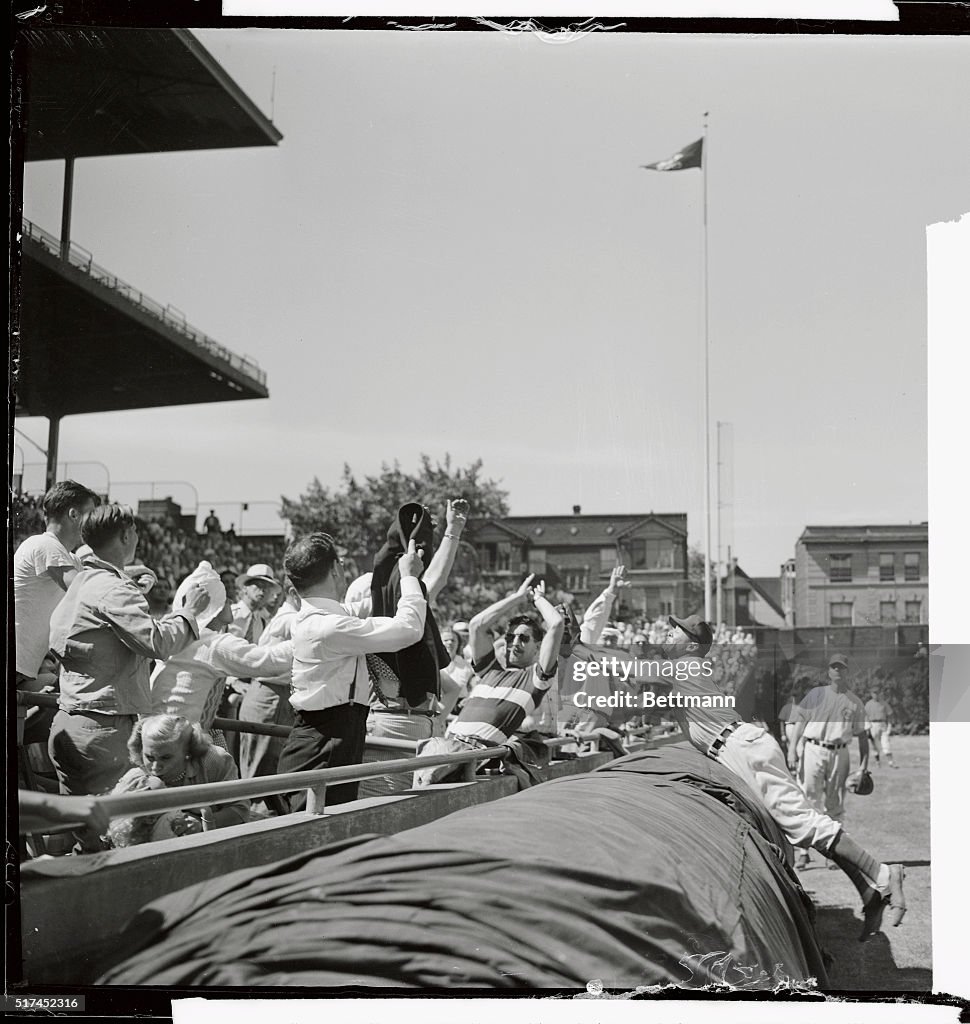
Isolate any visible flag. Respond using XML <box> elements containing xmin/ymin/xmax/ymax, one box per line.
<box><xmin>641</xmin><ymin>137</ymin><xmax>703</xmax><ymax>172</ymax></box>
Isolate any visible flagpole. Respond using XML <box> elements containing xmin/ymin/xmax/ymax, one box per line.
<box><xmin>702</xmin><ymin>112</ymin><xmax>712</xmax><ymax>624</ymax></box>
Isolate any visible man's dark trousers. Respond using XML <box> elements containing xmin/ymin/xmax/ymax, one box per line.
<box><xmin>277</xmin><ymin>703</ymin><xmax>369</xmax><ymax>812</ymax></box>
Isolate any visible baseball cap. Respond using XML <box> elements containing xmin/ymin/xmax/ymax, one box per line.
<box><xmin>240</xmin><ymin>563</ymin><xmax>277</xmax><ymax>587</ymax></box>
<box><xmin>828</xmin><ymin>653</ymin><xmax>849</xmax><ymax>668</ymax></box>
<box><xmin>668</xmin><ymin>614</ymin><xmax>714</xmax><ymax>646</ymax></box>
<box><xmin>452</xmin><ymin>621</ymin><xmax>470</xmax><ymax>634</ymax></box>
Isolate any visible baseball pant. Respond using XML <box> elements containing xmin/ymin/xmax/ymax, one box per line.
<box><xmin>801</xmin><ymin>740</ymin><xmax>850</xmax><ymax>823</ymax></box>
<box><xmin>717</xmin><ymin>723</ymin><xmax>842</xmax><ymax>852</ymax></box>
<box><xmin>868</xmin><ymin>722</ymin><xmax>892</xmax><ymax>758</ymax></box>
<box><xmin>276</xmin><ymin>703</ymin><xmax>369</xmax><ymax>812</ymax></box>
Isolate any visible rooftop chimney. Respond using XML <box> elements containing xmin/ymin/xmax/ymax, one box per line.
<box><xmin>572</xmin><ymin>505</ymin><xmax>582</xmax><ymax>515</ymax></box>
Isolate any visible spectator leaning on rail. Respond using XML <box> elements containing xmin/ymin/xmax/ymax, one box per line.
<box><xmin>276</xmin><ymin>533</ymin><xmax>427</xmax><ymax>812</ymax></box>
<box><xmin>656</xmin><ymin>615</ymin><xmax>906</xmax><ymax>942</ymax></box>
<box><xmin>47</xmin><ymin>504</ymin><xmax>209</xmax><ymax>848</ymax></box>
<box><xmin>108</xmin><ymin>714</ymin><xmax>249</xmax><ymax>847</ymax></box>
<box><xmin>413</xmin><ymin>574</ymin><xmax>564</xmax><ymax>788</ymax></box>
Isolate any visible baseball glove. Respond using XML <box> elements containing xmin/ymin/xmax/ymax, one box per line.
<box><xmin>847</xmin><ymin>768</ymin><xmax>874</xmax><ymax>796</ymax></box>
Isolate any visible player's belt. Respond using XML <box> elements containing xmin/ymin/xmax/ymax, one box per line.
<box><xmin>706</xmin><ymin>721</ymin><xmax>743</xmax><ymax>760</ymax></box>
<box><xmin>806</xmin><ymin>737</ymin><xmax>848</xmax><ymax>749</ymax></box>
<box><xmin>869</xmin><ymin>719</ymin><xmax>885</xmax><ymax>723</ymax></box>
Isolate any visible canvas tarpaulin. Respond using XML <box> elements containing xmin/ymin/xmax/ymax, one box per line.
<box><xmin>99</xmin><ymin>744</ymin><xmax>827</xmax><ymax>990</ymax></box>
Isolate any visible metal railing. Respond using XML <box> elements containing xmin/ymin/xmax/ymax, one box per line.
<box><xmin>17</xmin><ymin>691</ymin><xmax>594</xmax><ymax>835</ymax></box>
<box><xmin>21</xmin><ymin>218</ymin><xmax>267</xmax><ymax>389</ymax></box>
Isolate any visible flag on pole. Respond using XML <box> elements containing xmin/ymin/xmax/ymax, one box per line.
<box><xmin>641</xmin><ymin>138</ymin><xmax>703</xmax><ymax>172</ymax></box>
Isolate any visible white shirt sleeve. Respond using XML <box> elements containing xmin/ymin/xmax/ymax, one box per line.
<box><xmin>201</xmin><ymin>633</ymin><xmax>295</xmax><ymax>679</ymax></box>
<box><xmin>580</xmin><ymin>588</ymin><xmax>615</xmax><ymax>645</ymax></box>
<box><xmin>323</xmin><ymin>576</ymin><xmax>426</xmax><ymax>655</ymax></box>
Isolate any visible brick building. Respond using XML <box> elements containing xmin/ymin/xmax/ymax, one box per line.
<box><xmin>793</xmin><ymin>524</ymin><xmax>928</xmax><ymax>628</ymax></box>
<box><xmin>464</xmin><ymin>507</ymin><xmax>690</xmax><ymax>618</ymax></box>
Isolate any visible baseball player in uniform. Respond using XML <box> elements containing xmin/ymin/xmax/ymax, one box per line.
<box><xmin>657</xmin><ymin>616</ymin><xmax>905</xmax><ymax>941</ymax></box>
<box><xmin>787</xmin><ymin>653</ymin><xmax>868</xmax><ymax>869</ymax></box>
<box><xmin>864</xmin><ymin>691</ymin><xmax>898</xmax><ymax>768</ymax></box>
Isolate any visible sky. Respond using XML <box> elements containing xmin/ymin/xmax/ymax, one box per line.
<box><xmin>17</xmin><ymin>26</ymin><xmax>970</xmax><ymax>575</ymax></box>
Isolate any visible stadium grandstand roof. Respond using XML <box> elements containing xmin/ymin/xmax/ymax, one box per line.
<box><xmin>17</xmin><ymin>220</ymin><xmax>269</xmax><ymax>417</ymax></box>
<box><xmin>18</xmin><ymin>27</ymin><xmax>282</xmax><ymax>160</ymax></box>
<box><xmin>14</xmin><ymin>27</ymin><xmax>280</xmax><ymax>423</ymax></box>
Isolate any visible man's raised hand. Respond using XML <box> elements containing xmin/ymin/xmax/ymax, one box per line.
<box><xmin>446</xmin><ymin>498</ymin><xmax>469</xmax><ymax>531</ymax></box>
<box><xmin>607</xmin><ymin>565</ymin><xmax>631</xmax><ymax>594</ymax></box>
<box><xmin>515</xmin><ymin>573</ymin><xmax>536</xmax><ymax>600</ymax></box>
<box><xmin>182</xmin><ymin>581</ymin><xmax>211</xmax><ymax>616</ymax></box>
<box><xmin>399</xmin><ymin>537</ymin><xmax>424</xmax><ymax>578</ymax></box>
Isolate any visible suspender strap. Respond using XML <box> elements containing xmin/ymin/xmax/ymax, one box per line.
<box><xmin>349</xmin><ymin>658</ymin><xmax>359</xmax><ymax>703</ymax></box>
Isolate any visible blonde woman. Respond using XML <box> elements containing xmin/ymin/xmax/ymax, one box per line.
<box><xmin>108</xmin><ymin>714</ymin><xmax>248</xmax><ymax>847</ymax></box>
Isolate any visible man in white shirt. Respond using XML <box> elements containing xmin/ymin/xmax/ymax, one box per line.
<box><xmin>14</xmin><ymin>481</ymin><xmax>99</xmax><ymax>684</ymax></box>
<box><xmin>276</xmin><ymin>532</ymin><xmax>426</xmax><ymax>811</ymax></box>
<box><xmin>14</xmin><ymin>481</ymin><xmax>99</xmax><ymax>747</ymax></box>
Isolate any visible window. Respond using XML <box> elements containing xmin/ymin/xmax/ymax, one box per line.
<box><xmin>830</xmin><ymin>601</ymin><xmax>853</xmax><ymax>626</ymax></box>
<box><xmin>564</xmin><ymin>569</ymin><xmax>589</xmax><ymax>592</ymax></box>
<box><xmin>529</xmin><ymin>548</ymin><xmax>546</xmax><ymax>572</ymax></box>
<box><xmin>829</xmin><ymin>553</ymin><xmax>852</xmax><ymax>583</ymax></box>
<box><xmin>904</xmin><ymin>552</ymin><xmax>921</xmax><ymax>581</ymax></box>
<box><xmin>480</xmin><ymin>541</ymin><xmax>516</xmax><ymax>572</ymax></box>
<box><xmin>879</xmin><ymin>600</ymin><xmax>897</xmax><ymax>624</ymax></box>
<box><xmin>627</xmin><ymin>538</ymin><xmax>674</xmax><ymax>570</ymax></box>
<box><xmin>905</xmin><ymin>600</ymin><xmax>922</xmax><ymax>624</ymax></box>
<box><xmin>600</xmin><ymin>546</ymin><xmax>617</xmax><ymax>570</ymax></box>
<box><xmin>879</xmin><ymin>553</ymin><xmax>895</xmax><ymax>582</ymax></box>
<box><xmin>478</xmin><ymin>543</ymin><xmax>497</xmax><ymax>571</ymax></box>
<box><xmin>646</xmin><ymin>539</ymin><xmax>675</xmax><ymax>569</ymax></box>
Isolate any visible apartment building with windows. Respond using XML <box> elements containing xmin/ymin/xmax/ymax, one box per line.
<box><xmin>464</xmin><ymin>507</ymin><xmax>689</xmax><ymax>619</ymax></box>
<box><xmin>793</xmin><ymin>524</ymin><xmax>928</xmax><ymax>627</ymax></box>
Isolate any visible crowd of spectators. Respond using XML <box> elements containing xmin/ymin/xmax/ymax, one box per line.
<box><xmin>14</xmin><ymin>484</ymin><xmax>769</xmax><ymax>857</ymax></box>
<box><xmin>13</xmin><ymin>492</ymin><xmax>285</xmax><ymax>599</ymax></box>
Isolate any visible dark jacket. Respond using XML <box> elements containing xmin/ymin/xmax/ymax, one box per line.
<box><xmin>370</xmin><ymin>503</ymin><xmax>449</xmax><ymax>707</ymax></box>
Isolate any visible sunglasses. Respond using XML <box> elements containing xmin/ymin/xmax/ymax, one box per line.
<box><xmin>505</xmin><ymin>632</ymin><xmax>534</xmax><ymax>646</ymax></box>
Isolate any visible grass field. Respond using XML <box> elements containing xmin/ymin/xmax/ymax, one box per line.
<box><xmin>797</xmin><ymin>733</ymin><xmax>931</xmax><ymax>992</ymax></box>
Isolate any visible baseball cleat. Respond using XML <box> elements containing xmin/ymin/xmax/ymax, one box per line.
<box><xmin>859</xmin><ymin>887</ymin><xmax>887</xmax><ymax>942</ymax></box>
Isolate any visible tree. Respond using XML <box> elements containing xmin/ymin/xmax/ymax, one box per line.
<box><xmin>280</xmin><ymin>455</ymin><xmax>510</xmax><ymax>596</ymax></box>
<box><xmin>684</xmin><ymin>545</ymin><xmax>710</xmax><ymax>618</ymax></box>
